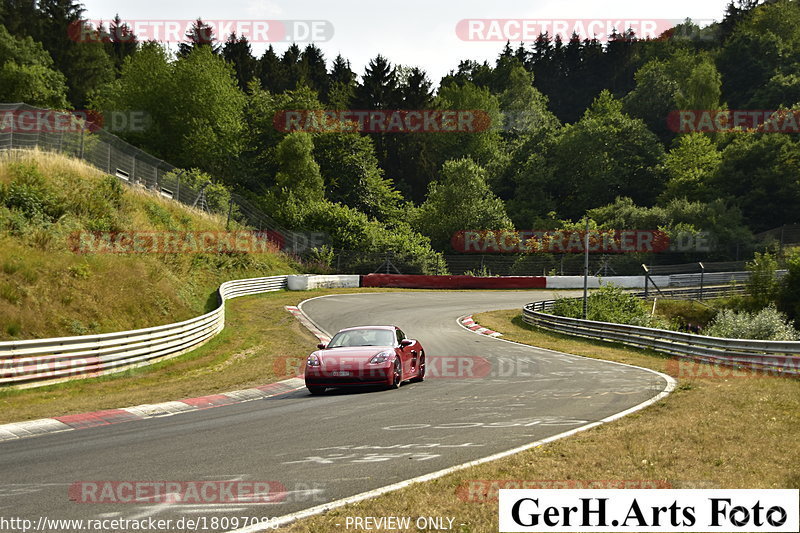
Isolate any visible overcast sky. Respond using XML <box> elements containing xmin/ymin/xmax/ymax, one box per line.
<box><xmin>80</xmin><ymin>0</ymin><xmax>732</xmax><ymax>84</ymax></box>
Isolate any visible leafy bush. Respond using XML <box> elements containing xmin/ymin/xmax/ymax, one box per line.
<box><xmin>2</xmin><ymin>163</ymin><xmax>63</xmax><ymax>222</ymax></box>
<box><xmin>163</xmin><ymin>168</ymin><xmax>232</xmax><ymax>215</ymax></box>
<box><xmin>54</xmin><ymin>171</ymin><xmax>126</xmax><ymax>232</ymax></box>
<box><xmin>465</xmin><ymin>265</ymin><xmax>496</xmax><ymax>277</ymax></box>
<box><xmin>304</xmin><ymin>245</ymin><xmax>335</xmax><ymax>274</ymax></box>
<box><xmin>0</xmin><ymin>282</ymin><xmax>21</xmax><ymax>304</ymax></box>
<box><xmin>287</xmin><ymin>200</ymin><xmax>447</xmax><ymax>275</ymax></box>
<box><xmin>550</xmin><ymin>283</ymin><xmax>658</xmax><ymax>327</ymax></box>
<box><xmin>777</xmin><ymin>250</ymin><xmax>800</xmax><ymax>327</ymax></box>
<box><xmin>746</xmin><ymin>252</ymin><xmax>779</xmax><ymax>309</ymax></box>
<box><xmin>654</xmin><ymin>299</ymin><xmax>717</xmax><ymax>331</ymax></box>
<box><xmin>413</xmin><ymin>158</ymin><xmax>512</xmax><ymax>250</ymax></box>
<box><xmin>0</xmin><ymin>162</ymin><xmax>127</xmax><ymax>237</ymax></box>
<box><xmin>143</xmin><ymin>202</ymin><xmax>176</xmax><ymax>229</ymax></box>
<box><xmin>704</xmin><ymin>305</ymin><xmax>799</xmax><ymax>341</ymax></box>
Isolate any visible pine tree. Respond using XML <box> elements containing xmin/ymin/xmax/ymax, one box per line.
<box><xmin>328</xmin><ymin>54</ymin><xmax>356</xmax><ymax>107</ymax></box>
<box><xmin>531</xmin><ymin>32</ymin><xmax>552</xmax><ymax>65</ymax></box>
<box><xmin>280</xmin><ymin>43</ymin><xmax>304</xmax><ymax>91</ymax></box>
<box><xmin>32</xmin><ymin>1</ymin><xmax>113</xmax><ymax>107</ymax></box>
<box><xmin>105</xmin><ymin>14</ymin><xmax>137</xmax><ymax>75</ymax></box>
<box><xmin>178</xmin><ymin>18</ymin><xmax>220</xmax><ymax>57</ymax></box>
<box><xmin>222</xmin><ymin>33</ymin><xmax>258</xmax><ymax>90</ymax></box>
<box><xmin>399</xmin><ymin>67</ymin><xmax>432</xmax><ymax>109</ymax></box>
<box><xmin>0</xmin><ymin>0</ymin><xmax>42</xmax><ymax>39</ymax></box>
<box><xmin>354</xmin><ymin>55</ymin><xmax>398</xmax><ymax>109</ymax></box>
<box><xmin>514</xmin><ymin>43</ymin><xmax>530</xmax><ymax>70</ymax></box>
<box><xmin>258</xmin><ymin>45</ymin><xmax>283</xmax><ymax>92</ymax></box>
<box><xmin>330</xmin><ymin>54</ymin><xmax>355</xmax><ymax>86</ymax></box>
<box><xmin>300</xmin><ymin>44</ymin><xmax>328</xmax><ymax>98</ymax></box>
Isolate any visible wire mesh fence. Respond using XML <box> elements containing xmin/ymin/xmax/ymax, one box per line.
<box><xmin>314</xmin><ymin>251</ymin><xmax>760</xmax><ymax>277</ymax></box>
<box><xmin>755</xmin><ymin>224</ymin><xmax>800</xmax><ymax>247</ymax></box>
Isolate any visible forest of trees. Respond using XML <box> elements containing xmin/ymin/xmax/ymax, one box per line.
<box><xmin>1</xmin><ymin>0</ymin><xmax>799</xmax><ymax>272</ymax></box>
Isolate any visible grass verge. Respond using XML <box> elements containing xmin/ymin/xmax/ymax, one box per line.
<box><xmin>0</xmin><ymin>287</ymin><xmax>402</xmax><ymax>424</ymax></box>
<box><xmin>278</xmin><ymin>309</ymin><xmax>799</xmax><ymax>533</ymax></box>
<box><xmin>0</xmin><ymin>149</ymin><xmax>297</xmax><ymax>340</ymax></box>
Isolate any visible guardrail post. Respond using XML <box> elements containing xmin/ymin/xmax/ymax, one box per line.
<box><xmin>642</xmin><ymin>264</ymin><xmax>650</xmax><ymax>299</ymax></box>
<box><xmin>582</xmin><ymin>217</ymin><xmax>590</xmax><ymax>319</ymax></box>
<box><xmin>225</xmin><ymin>197</ymin><xmax>233</xmax><ymax>230</ymax></box>
<box><xmin>699</xmin><ymin>262</ymin><xmax>705</xmax><ymax>300</ymax></box>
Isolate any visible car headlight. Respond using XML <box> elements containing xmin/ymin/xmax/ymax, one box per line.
<box><xmin>369</xmin><ymin>351</ymin><xmax>393</xmax><ymax>364</ymax></box>
<box><xmin>306</xmin><ymin>353</ymin><xmax>321</xmax><ymax>367</ymax></box>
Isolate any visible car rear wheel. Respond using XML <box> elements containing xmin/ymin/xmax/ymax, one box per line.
<box><xmin>307</xmin><ymin>386</ymin><xmax>326</xmax><ymax>395</ymax></box>
<box><xmin>389</xmin><ymin>358</ymin><xmax>402</xmax><ymax>389</ymax></box>
<box><xmin>412</xmin><ymin>352</ymin><xmax>425</xmax><ymax>382</ymax></box>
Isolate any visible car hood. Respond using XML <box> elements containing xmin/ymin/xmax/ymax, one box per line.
<box><xmin>316</xmin><ymin>346</ymin><xmax>394</xmax><ymax>360</ymax></box>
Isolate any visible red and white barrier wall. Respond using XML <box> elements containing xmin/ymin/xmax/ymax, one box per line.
<box><xmin>359</xmin><ymin>274</ymin><xmax>661</xmax><ymax>290</ymax></box>
<box><xmin>360</xmin><ymin>274</ymin><xmax>547</xmax><ymax>289</ymax></box>
<box><xmin>287</xmin><ymin>274</ymin><xmax>360</xmax><ymax>290</ymax></box>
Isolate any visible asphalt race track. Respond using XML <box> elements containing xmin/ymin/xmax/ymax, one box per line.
<box><xmin>0</xmin><ymin>291</ymin><xmax>670</xmax><ymax>532</ymax></box>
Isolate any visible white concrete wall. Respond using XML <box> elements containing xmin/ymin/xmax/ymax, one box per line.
<box><xmin>287</xmin><ymin>274</ymin><xmax>361</xmax><ymax>290</ymax></box>
<box><xmin>545</xmin><ymin>275</ymin><xmax>671</xmax><ymax>289</ymax></box>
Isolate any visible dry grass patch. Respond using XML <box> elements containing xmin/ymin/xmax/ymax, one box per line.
<box><xmin>0</xmin><ymin>287</ymin><xmax>406</xmax><ymax>423</ymax></box>
<box><xmin>0</xmin><ymin>149</ymin><xmax>296</xmax><ymax>340</ymax></box>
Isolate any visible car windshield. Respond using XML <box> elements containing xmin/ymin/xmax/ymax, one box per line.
<box><xmin>327</xmin><ymin>329</ymin><xmax>395</xmax><ymax>348</ymax></box>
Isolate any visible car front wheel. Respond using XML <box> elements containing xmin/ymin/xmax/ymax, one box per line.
<box><xmin>389</xmin><ymin>358</ymin><xmax>402</xmax><ymax>389</ymax></box>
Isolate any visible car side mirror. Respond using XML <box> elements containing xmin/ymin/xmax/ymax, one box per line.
<box><xmin>317</xmin><ymin>343</ymin><xmax>327</xmax><ymax>350</ymax></box>
<box><xmin>400</xmin><ymin>339</ymin><xmax>413</xmax><ymax>347</ymax></box>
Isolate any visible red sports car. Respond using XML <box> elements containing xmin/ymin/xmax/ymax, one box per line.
<box><xmin>304</xmin><ymin>325</ymin><xmax>425</xmax><ymax>394</ymax></box>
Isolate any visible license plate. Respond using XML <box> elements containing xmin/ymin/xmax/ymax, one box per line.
<box><xmin>331</xmin><ymin>371</ymin><xmax>351</xmax><ymax>377</ymax></box>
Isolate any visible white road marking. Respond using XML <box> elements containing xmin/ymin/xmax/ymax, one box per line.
<box><xmin>230</xmin><ymin>294</ymin><xmax>677</xmax><ymax>533</ymax></box>
<box><xmin>127</xmin><ymin>493</ymin><xmax>181</xmax><ymax>519</ymax></box>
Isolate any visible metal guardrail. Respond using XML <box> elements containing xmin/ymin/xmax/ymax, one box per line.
<box><xmin>523</xmin><ymin>300</ymin><xmax>800</xmax><ymax>375</ymax></box>
<box><xmin>0</xmin><ymin>276</ymin><xmax>288</xmax><ymax>387</ymax></box>
<box><xmin>667</xmin><ymin>271</ymin><xmax>751</xmax><ymax>287</ymax></box>
<box><xmin>635</xmin><ymin>284</ymin><xmax>747</xmax><ymax>300</ymax></box>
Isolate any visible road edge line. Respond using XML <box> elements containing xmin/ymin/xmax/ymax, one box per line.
<box><xmin>229</xmin><ymin>300</ymin><xmax>676</xmax><ymax>533</ymax></box>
